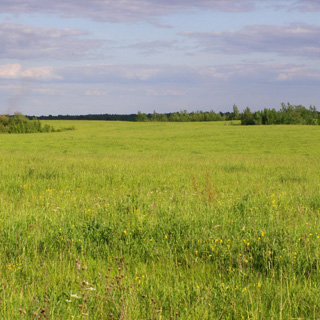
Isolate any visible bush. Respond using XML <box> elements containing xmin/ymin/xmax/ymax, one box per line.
<box><xmin>0</xmin><ymin>113</ymin><xmax>56</xmax><ymax>134</ymax></box>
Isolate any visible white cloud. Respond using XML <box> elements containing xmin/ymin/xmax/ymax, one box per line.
<box><xmin>1</xmin><ymin>1</ymin><xmax>318</xmax><ymax>24</ymax></box>
<box><xmin>124</xmin><ymin>40</ymin><xmax>183</xmax><ymax>56</ymax></box>
<box><xmin>1</xmin><ymin>62</ymin><xmax>320</xmax><ymax>115</ymax></box>
<box><xmin>85</xmin><ymin>90</ymin><xmax>109</xmax><ymax>96</ymax></box>
<box><xmin>0</xmin><ymin>22</ymin><xmax>103</xmax><ymax>60</ymax></box>
<box><xmin>275</xmin><ymin>66</ymin><xmax>320</xmax><ymax>81</ymax></box>
<box><xmin>31</xmin><ymin>62</ymin><xmax>320</xmax><ymax>86</ymax></box>
<box><xmin>0</xmin><ymin>63</ymin><xmax>61</xmax><ymax>80</ymax></box>
<box><xmin>0</xmin><ymin>64</ymin><xmax>22</xmax><ymax>79</ymax></box>
<box><xmin>21</xmin><ymin>66</ymin><xmax>62</xmax><ymax>80</ymax></box>
<box><xmin>2</xmin><ymin>62</ymin><xmax>319</xmax><ymax>86</ymax></box>
<box><xmin>145</xmin><ymin>88</ymin><xmax>185</xmax><ymax>97</ymax></box>
<box><xmin>181</xmin><ymin>24</ymin><xmax>320</xmax><ymax>58</ymax></box>
<box><xmin>290</xmin><ymin>0</ymin><xmax>320</xmax><ymax>11</ymax></box>
<box><xmin>0</xmin><ymin>0</ymin><xmax>255</xmax><ymax>22</ymax></box>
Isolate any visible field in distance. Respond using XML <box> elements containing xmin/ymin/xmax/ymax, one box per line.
<box><xmin>1</xmin><ymin>121</ymin><xmax>320</xmax><ymax>319</ymax></box>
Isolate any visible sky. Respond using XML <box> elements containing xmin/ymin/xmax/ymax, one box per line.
<box><xmin>1</xmin><ymin>0</ymin><xmax>320</xmax><ymax>116</ymax></box>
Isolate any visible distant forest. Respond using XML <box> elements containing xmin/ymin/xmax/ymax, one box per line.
<box><xmin>26</xmin><ymin>103</ymin><xmax>320</xmax><ymax>125</ymax></box>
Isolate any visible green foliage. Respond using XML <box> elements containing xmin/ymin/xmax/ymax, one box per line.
<box><xmin>27</xmin><ymin>104</ymin><xmax>319</xmax><ymax>125</ymax></box>
<box><xmin>136</xmin><ymin>111</ymin><xmax>149</xmax><ymax>122</ymax></box>
<box><xmin>0</xmin><ymin>113</ymin><xmax>75</xmax><ymax>134</ymax></box>
<box><xmin>241</xmin><ymin>103</ymin><xmax>320</xmax><ymax>125</ymax></box>
<box><xmin>0</xmin><ymin>115</ymin><xmax>10</xmax><ymax>133</ymax></box>
<box><xmin>232</xmin><ymin>104</ymin><xmax>240</xmax><ymax>120</ymax></box>
<box><xmin>165</xmin><ymin>110</ymin><xmax>226</xmax><ymax>122</ymax></box>
<box><xmin>137</xmin><ymin>104</ymin><xmax>319</xmax><ymax>124</ymax></box>
<box><xmin>241</xmin><ymin>107</ymin><xmax>255</xmax><ymax>125</ymax></box>
<box><xmin>151</xmin><ymin>111</ymin><xmax>168</xmax><ymax>122</ymax></box>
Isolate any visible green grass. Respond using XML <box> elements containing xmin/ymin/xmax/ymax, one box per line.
<box><xmin>1</xmin><ymin>121</ymin><xmax>320</xmax><ymax>319</ymax></box>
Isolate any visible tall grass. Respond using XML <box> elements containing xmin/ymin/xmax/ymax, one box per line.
<box><xmin>0</xmin><ymin>121</ymin><xmax>320</xmax><ymax>319</ymax></box>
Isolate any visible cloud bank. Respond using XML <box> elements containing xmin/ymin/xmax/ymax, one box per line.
<box><xmin>0</xmin><ymin>0</ymin><xmax>255</xmax><ymax>22</ymax></box>
<box><xmin>182</xmin><ymin>24</ymin><xmax>320</xmax><ymax>58</ymax></box>
<box><xmin>0</xmin><ymin>22</ymin><xmax>103</xmax><ymax>60</ymax></box>
<box><xmin>2</xmin><ymin>62</ymin><xmax>319</xmax><ymax>84</ymax></box>
<box><xmin>1</xmin><ymin>1</ymin><xmax>319</xmax><ymax>23</ymax></box>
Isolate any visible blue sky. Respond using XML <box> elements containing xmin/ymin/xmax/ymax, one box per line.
<box><xmin>1</xmin><ymin>0</ymin><xmax>320</xmax><ymax>115</ymax></box>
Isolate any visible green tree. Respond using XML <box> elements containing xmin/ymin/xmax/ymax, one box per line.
<box><xmin>241</xmin><ymin>107</ymin><xmax>255</xmax><ymax>125</ymax></box>
<box><xmin>136</xmin><ymin>111</ymin><xmax>149</xmax><ymax>122</ymax></box>
<box><xmin>232</xmin><ymin>105</ymin><xmax>240</xmax><ymax>120</ymax></box>
<box><xmin>0</xmin><ymin>115</ymin><xmax>9</xmax><ymax>126</ymax></box>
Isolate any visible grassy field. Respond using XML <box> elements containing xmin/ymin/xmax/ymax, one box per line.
<box><xmin>1</xmin><ymin>121</ymin><xmax>320</xmax><ymax>319</ymax></box>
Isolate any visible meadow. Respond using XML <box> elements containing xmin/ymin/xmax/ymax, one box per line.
<box><xmin>1</xmin><ymin>120</ymin><xmax>320</xmax><ymax>319</ymax></box>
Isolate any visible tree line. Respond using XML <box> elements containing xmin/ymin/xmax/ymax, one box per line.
<box><xmin>137</xmin><ymin>104</ymin><xmax>320</xmax><ymax>125</ymax></box>
<box><xmin>19</xmin><ymin>103</ymin><xmax>320</xmax><ymax>125</ymax></box>
<box><xmin>33</xmin><ymin>113</ymin><xmax>137</xmax><ymax>121</ymax></box>
<box><xmin>30</xmin><ymin>109</ymin><xmax>235</xmax><ymax>122</ymax></box>
<box><xmin>240</xmin><ymin>103</ymin><xmax>319</xmax><ymax>125</ymax></box>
